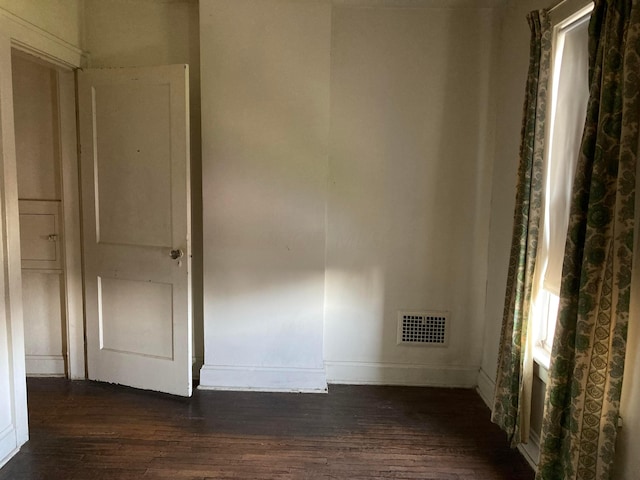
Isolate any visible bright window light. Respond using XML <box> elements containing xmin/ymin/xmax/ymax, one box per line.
<box><xmin>532</xmin><ymin>4</ymin><xmax>592</xmax><ymax>367</ymax></box>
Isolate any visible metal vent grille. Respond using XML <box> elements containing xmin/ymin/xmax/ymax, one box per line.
<box><xmin>397</xmin><ymin>311</ymin><xmax>449</xmax><ymax>346</ymax></box>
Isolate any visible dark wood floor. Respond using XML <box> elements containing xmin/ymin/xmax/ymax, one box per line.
<box><xmin>0</xmin><ymin>379</ymin><xmax>533</xmax><ymax>480</ymax></box>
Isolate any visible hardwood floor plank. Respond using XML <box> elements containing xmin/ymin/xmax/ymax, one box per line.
<box><xmin>0</xmin><ymin>379</ymin><xmax>533</xmax><ymax>480</ymax></box>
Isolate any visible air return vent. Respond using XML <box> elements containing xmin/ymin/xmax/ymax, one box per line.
<box><xmin>397</xmin><ymin>311</ymin><xmax>449</xmax><ymax>346</ymax></box>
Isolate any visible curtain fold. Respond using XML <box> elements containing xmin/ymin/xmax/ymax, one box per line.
<box><xmin>536</xmin><ymin>1</ymin><xmax>640</xmax><ymax>479</ymax></box>
<box><xmin>491</xmin><ymin>10</ymin><xmax>551</xmax><ymax>447</ymax></box>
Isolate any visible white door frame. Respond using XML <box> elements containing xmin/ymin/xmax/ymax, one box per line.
<box><xmin>0</xmin><ymin>6</ymin><xmax>85</xmax><ymax>461</ymax></box>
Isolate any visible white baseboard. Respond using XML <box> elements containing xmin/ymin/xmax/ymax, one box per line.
<box><xmin>476</xmin><ymin>367</ymin><xmax>495</xmax><ymax>408</ymax></box>
<box><xmin>0</xmin><ymin>425</ymin><xmax>17</xmax><ymax>470</ymax></box>
<box><xmin>199</xmin><ymin>364</ymin><xmax>328</xmax><ymax>393</ymax></box>
<box><xmin>25</xmin><ymin>355</ymin><xmax>65</xmax><ymax>376</ymax></box>
<box><xmin>325</xmin><ymin>361</ymin><xmax>480</xmax><ymax>387</ymax></box>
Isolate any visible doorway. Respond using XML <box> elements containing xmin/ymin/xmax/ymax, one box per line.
<box><xmin>11</xmin><ymin>49</ymin><xmax>85</xmax><ymax>381</ymax></box>
<box><xmin>10</xmin><ymin>50</ymin><xmax>193</xmax><ymax>393</ymax></box>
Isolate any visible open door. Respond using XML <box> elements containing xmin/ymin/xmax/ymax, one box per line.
<box><xmin>78</xmin><ymin>65</ymin><xmax>192</xmax><ymax>397</ymax></box>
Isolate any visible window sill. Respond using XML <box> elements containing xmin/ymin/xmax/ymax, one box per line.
<box><xmin>533</xmin><ymin>346</ymin><xmax>550</xmax><ymax>384</ymax></box>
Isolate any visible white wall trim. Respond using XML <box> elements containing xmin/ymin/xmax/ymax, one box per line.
<box><xmin>476</xmin><ymin>367</ymin><xmax>495</xmax><ymax>408</ymax></box>
<box><xmin>325</xmin><ymin>361</ymin><xmax>479</xmax><ymax>387</ymax></box>
<box><xmin>25</xmin><ymin>355</ymin><xmax>65</xmax><ymax>376</ymax></box>
<box><xmin>0</xmin><ymin>425</ymin><xmax>17</xmax><ymax>469</ymax></box>
<box><xmin>0</xmin><ymin>29</ymin><xmax>29</xmax><ymax>454</ymax></box>
<box><xmin>199</xmin><ymin>365</ymin><xmax>328</xmax><ymax>393</ymax></box>
<box><xmin>0</xmin><ymin>8</ymin><xmax>84</xmax><ymax>69</ymax></box>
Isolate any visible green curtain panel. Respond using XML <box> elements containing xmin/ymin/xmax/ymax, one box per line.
<box><xmin>491</xmin><ymin>10</ymin><xmax>551</xmax><ymax>447</ymax></box>
<box><xmin>536</xmin><ymin>1</ymin><xmax>640</xmax><ymax>479</ymax></box>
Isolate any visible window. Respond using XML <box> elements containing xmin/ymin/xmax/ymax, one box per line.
<box><xmin>532</xmin><ymin>4</ymin><xmax>592</xmax><ymax>367</ymax></box>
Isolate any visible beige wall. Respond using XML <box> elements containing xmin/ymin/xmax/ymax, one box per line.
<box><xmin>199</xmin><ymin>0</ymin><xmax>332</xmax><ymax>390</ymax></box>
<box><xmin>82</xmin><ymin>0</ymin><xmax>204</xmax><ymax>371</ymax></box>
<box><xmin>12</xmin><ymin>54</ymin><xmax>60</xmax><ymax>201</ymax></box>
<box><xmin>82</xmin><ymin>0</ymin><xmax>198</xmax><ymax>69</ymax></box>
<box><xmin>325</xmin><ymin>4</ymin><xmax>496</xmax><ymax>384</ymax></box>
<box><xmin>0</xmin><ymin>0</ymin><xmax>82</xmax><ymax>48</ymax></box>
<box><xmin>198</xmin><ymin>0</ymin><xmax>497</xmax><ymax>389</ymax></box>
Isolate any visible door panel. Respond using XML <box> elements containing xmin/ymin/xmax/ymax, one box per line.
<box><xmin>98</xmin><ymin>276</ymin><xmax>173</xmax><ymax>359</ymax></box>
<box><xmin>93</xmin><ymin>83</ymin><xmax>173</xmax><ymax>247</ymax></box>
<box><xmin>78</xmin><ymin>65</ymin><xmax>191</xmax><ymax>397</ymax></box>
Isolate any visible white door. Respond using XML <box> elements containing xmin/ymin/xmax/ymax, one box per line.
<box><xmin>78</xmin><ymin>65</ymin><xmax>192</xmax><ymax>397</ymax></box>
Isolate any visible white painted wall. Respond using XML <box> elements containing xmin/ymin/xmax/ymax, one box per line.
<box><xmin>82</xmin><ymin>0</ymin><xmax>204</xmax><ymax>375</ymax></box>
<box><xmin>199</xmin><ymin>0</ymin><xmax>496</xmax><ymax>390</ymax></box>
<box><xmin>325</xmin><ymin>4</ymin><xmax>496</xmax><ymax>386</ymax></box>
<box><xmin>199</xmin><ymin>0</ymin><xmax>331</xmax><ymax>391</ymax></box>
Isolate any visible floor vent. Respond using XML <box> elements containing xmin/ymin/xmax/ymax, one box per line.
<box><xmin>397</xmin><ymin>311</ymin><xmax>449</xmax><ymax>346</ymax></box>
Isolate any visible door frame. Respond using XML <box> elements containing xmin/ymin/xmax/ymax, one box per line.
<box><xmin>0</xmin><ymin>6</ymin><xmax>85</xmax><ymax>460</ymax></box>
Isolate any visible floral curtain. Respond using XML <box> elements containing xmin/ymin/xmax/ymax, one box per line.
<box><xmin>491</xmin><ymin>10</ymin><xmax>552</xmax><ymax>447</ymax></box>
<box><xmin>536</xmin><ymin>1</ymin><xmax>640</xmax><ymax>479</ymax></box>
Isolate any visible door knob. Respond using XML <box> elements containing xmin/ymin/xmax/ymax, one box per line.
<box><xmin>170</xmin><ymin>249</ymin><xmax>183</xmax><ymax>260</ymax></box>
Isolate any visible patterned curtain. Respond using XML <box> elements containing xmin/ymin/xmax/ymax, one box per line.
<box><xmin>491</xmin><ymin>10</ymin><xmax>551</xmax><ymax>447</ymax></box>
<box><xmin>536</xmin><ymin>1</ymin><xmax>640</xmax><ymax>479</ymax></box>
